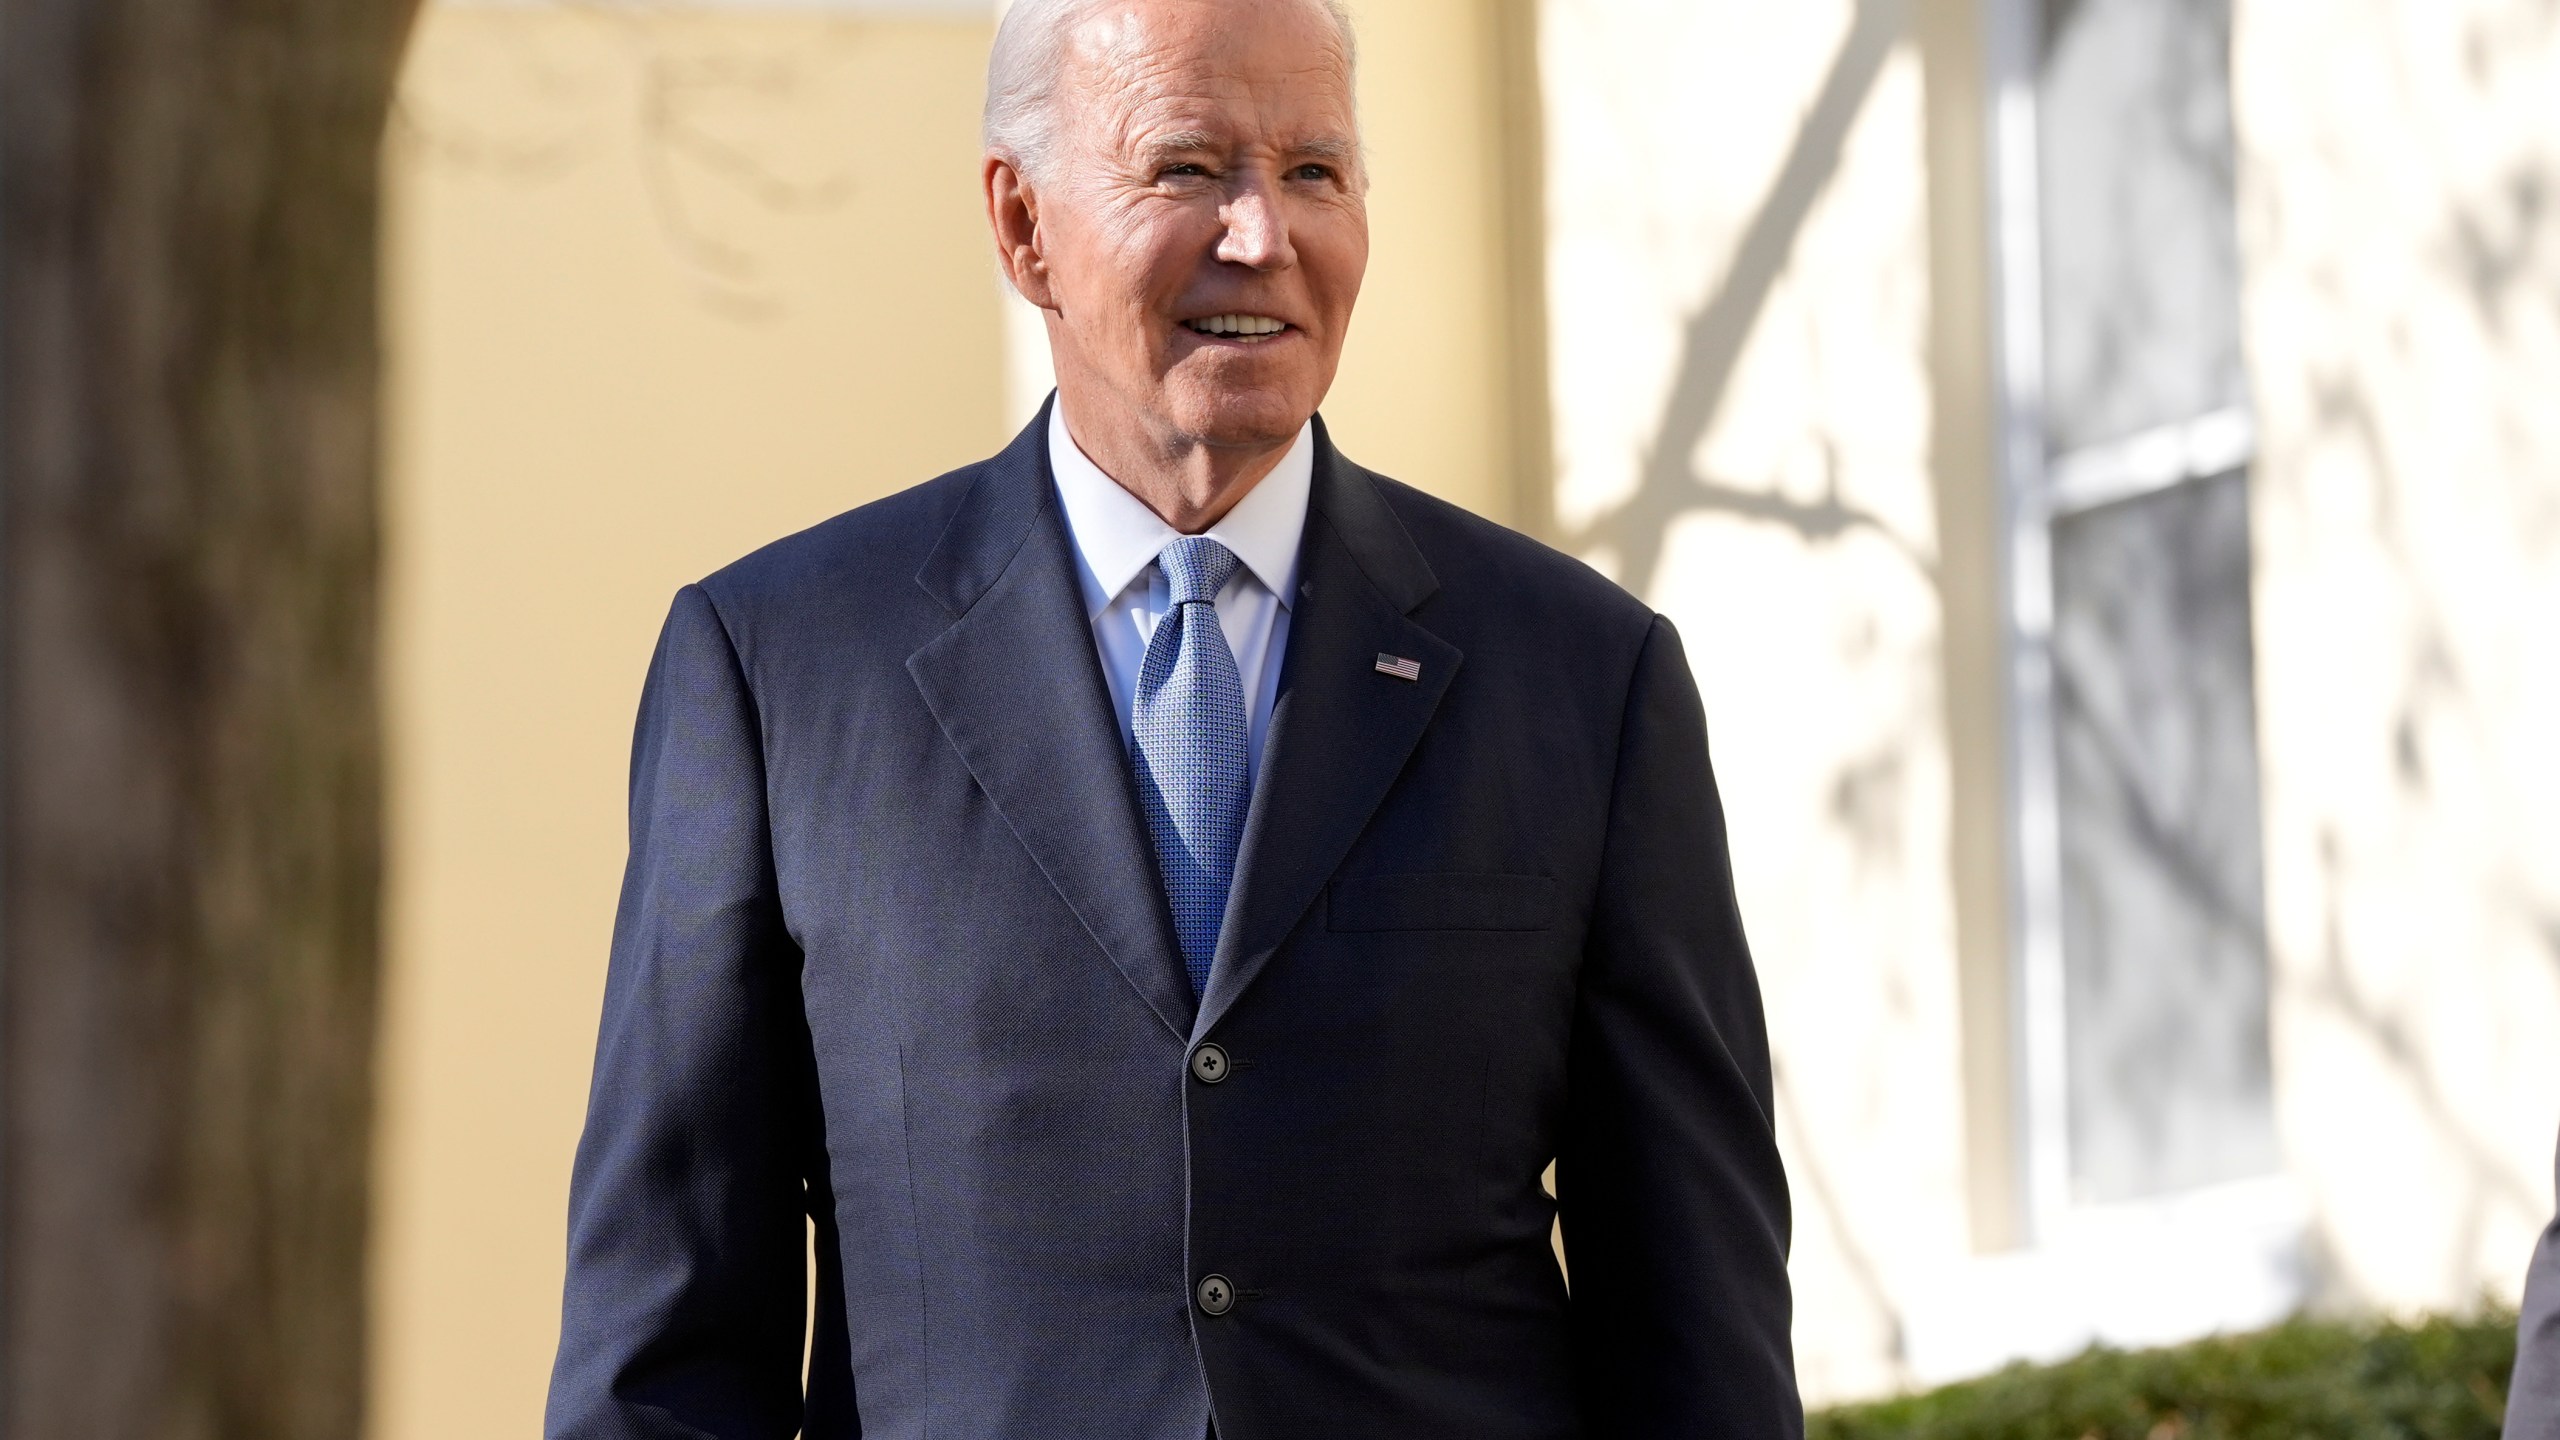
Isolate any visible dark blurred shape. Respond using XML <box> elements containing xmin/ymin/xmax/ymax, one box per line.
<box><xmin>0</xmin><ymin>0</ymin><xmax>419</xmax><ymax>1434</ymax></box>
<box><xmin>2512</xmin><ymin>1136</ymin><xmax>2560</xmax><ymax>1439</ymax></box>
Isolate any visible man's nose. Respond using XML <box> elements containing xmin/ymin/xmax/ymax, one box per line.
<box><xmin>1216</xmin><ymin>183</ymin><xmax>1295</xmax><ymax>270</ymax></box>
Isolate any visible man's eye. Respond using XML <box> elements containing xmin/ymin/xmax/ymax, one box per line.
<box><xmin>1292</xmin><ymin>164</ymin><xmax>1336</xmax><ymax>182</ymax></box>
<box><xmin>1162</xmin><ymin>163</ymin><xmax>1210</xmax><ymax>179</ymax></box>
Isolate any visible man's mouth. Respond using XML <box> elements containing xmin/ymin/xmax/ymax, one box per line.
<box><xmin>1182</xmin><ymin>314</ymin><xmax>1293</xmax><ymax>343</ymax></box>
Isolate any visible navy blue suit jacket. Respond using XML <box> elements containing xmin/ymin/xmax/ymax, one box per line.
<box><xmin>546</xmin><ymin>408</ymin><xmax>1800</xmax><ymax>1439</ymax></box>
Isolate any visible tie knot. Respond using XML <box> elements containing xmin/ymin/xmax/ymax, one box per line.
<box><xmin>1157</xmin><ymin>536</ymin><xmax>1241</xmax><ymax>607</ymax></box>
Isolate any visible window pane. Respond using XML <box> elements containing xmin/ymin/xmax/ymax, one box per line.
<box><xmin>2051</xmin><ymin>470</ymin><xmax>2278</xmax><ymax>1204</ymax></box>
<box><xmin>2037</xmin><ymin>0</ymin><xmax>2248</xmax><ymax>453</ymax></box>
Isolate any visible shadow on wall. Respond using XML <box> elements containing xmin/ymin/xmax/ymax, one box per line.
<box><xmin>1552</xmin><ymin>0</ymin><xmax>2560</xmax><ymax>1378</ymax></box>
<box><xmin>1563</xmin><ymin>0</ymin><xmax>1931</xmax><ymax>607</ymax></box>
<box><xmin>394</xmin><ymin>5</ymin><xmax>879</xmax><ymax>319</ymax></box>
<box><xmin>1551</xmin><ymin>0</ymin><xmax>1937</xmax><ymax>1387</ymax></box>
<box><xmin>2242</xmin><ymin>0</ymin><xmax>2560</xmax><ymax>1309</ymax></box>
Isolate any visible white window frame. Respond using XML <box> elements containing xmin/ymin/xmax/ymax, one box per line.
<box><xmin>1899</xmin><ymin>0</ymin><xmax>2310</xmax><ymax>1386</ymax></box>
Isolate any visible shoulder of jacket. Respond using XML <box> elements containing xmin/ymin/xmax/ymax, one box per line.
<box><xmin>1359</xmin><ymin>469</ymin><xmax>1655</xmax><ymax>638</ymax></box>
<box><xmin>693</xmin><ymin>462</ymin><xmax>983</xmax><ymax>620</ymax></box>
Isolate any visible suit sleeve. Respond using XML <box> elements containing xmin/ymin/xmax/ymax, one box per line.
<box><xmin>2512</xmin><ymin>1132</ymin><xmax>2560</xmax><ymax>1440</ymax></box>
<box><xmin>545</xmin><ymin>585</ymin><xmax>828</xmax><ymax>1440</ymax></box>
<box><xmin>1558</xmin><ymin>614</ymin><xmax>1801</xmax><ymax>1439</ymax></box>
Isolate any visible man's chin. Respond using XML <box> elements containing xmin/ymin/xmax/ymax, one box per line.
<box><xmin>1162</xmin><ymin>387</ymin><xmax>1320</xmax><ymax>453</ymax></box>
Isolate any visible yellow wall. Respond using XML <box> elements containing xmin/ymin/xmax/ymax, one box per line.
<box><xmin>1286</xmin><ymin>0</ymin><xmax>1544</xmax><ymax>525</ymax></box>
<box><xmin>372</xmin><ymin>8</ymin><xmax>1001</xmax><ymax>1435</ymax></box>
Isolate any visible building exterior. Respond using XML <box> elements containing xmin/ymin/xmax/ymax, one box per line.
<box><xmin>370</xmin><ymin>0</ymin><xmax>2560</xmax><ymax>1433</ymax></box>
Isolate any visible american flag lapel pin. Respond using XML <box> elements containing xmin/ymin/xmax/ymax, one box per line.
<box><xmin>1374</xmin><ymin>653</ymin><xmax>1422</xmax><ymax>683</ymax></box>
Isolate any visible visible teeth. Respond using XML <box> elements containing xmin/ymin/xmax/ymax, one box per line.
<box><xmin>1187</xmin><ymin>314</ymin><xmax>1287</xmax><ymax>337</ymax></box>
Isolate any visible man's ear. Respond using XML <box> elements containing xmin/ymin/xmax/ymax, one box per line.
<box><xmin>983</xmin><ymin>156</ymin><xmax>1057</xmax><ymax>311</ymax></box>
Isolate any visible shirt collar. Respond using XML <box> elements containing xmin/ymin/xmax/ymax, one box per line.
<box><xmin>1048</xmin><ymin>397</ymin><xmax>1312</xmax><ymax>621</ymax></box>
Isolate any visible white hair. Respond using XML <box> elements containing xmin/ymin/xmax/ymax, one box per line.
<box><xmin>983</xmin><ymin>0</ymin><xmax>1359</xmax><ymax>183</ymax></box>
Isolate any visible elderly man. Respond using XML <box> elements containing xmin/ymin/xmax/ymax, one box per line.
<box><xmin>544</xmin><ymin>0</ymin><xmax>1798</xmax><ymax>1436</ymax></box>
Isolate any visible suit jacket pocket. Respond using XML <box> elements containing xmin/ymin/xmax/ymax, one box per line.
<box><xmin>1325</xmin><ymin>873</ymin><xmax>1558</xmax><ymax>933</ymax></box>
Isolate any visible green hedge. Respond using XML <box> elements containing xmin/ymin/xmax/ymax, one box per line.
<box><xmin>1809</xmin><ymin>1311</ymin><xmax>2518</xmax><ymax>1440</ymax></box>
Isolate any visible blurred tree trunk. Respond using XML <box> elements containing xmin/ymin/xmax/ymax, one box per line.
<box><xmin>1</xmin><ymin>0</ymin><xmax>418</xmax><ymax>1435</ymax></box>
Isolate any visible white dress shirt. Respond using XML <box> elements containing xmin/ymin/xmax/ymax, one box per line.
<box><xmin>1047</xmin><ymin>399</ymin><xmax>1312</xmax><ymax>785</ymax></box>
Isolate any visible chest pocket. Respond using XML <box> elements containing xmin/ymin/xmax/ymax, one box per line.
<box><xmin>1325</xmin><ymin>873</ymin><xmax>1557</xmax><ymax>933</ymax></box>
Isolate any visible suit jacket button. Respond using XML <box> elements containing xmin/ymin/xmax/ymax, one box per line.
<box><xmin>1195</xmin><ymin>1273</ymin><xmax>1235</xmax><ymax>1316</ymax></box>
<box><xmin>1189</xmin><ymin>1043</ymin><xmax>1230</xmax><ymax>1085</ymax></box>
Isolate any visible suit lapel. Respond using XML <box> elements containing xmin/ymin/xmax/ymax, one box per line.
<box><xmin>906</xmin><ymin>405</ymin><xmax>1197</xmax><ymax>1040</ymax></box>
<box><xmin>1198</xmin><ymin>427</ymin><xmax>1462</xmax><ymax>1036</ymax></box>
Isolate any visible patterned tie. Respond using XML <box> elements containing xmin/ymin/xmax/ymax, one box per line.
<box><xmin>1131</xmin><ymin>537</ymin><xmax>1250</xmax><ymax>997</ymax></box>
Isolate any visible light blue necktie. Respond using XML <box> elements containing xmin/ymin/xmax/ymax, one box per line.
<box><xmin>1131</xmin><ymin>537</ymin><xmax>1250</xmax><ymax>997</ymax></box>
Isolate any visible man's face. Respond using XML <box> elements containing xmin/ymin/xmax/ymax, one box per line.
<box><xmin>1022</xmin><ymin>0</ymin><xmax>1368</xmax><ymax>452</ymax></box>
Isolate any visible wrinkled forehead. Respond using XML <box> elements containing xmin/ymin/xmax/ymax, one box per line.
<box><xmin>1063</xmin><ymin>1</ymin><xmax>1358</xmax><ymax>159</ymax></box>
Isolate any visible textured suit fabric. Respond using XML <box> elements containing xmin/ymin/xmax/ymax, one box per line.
<box><xmin>2513</xmin><ymin>1133</ymin><xmax>2560</xmax><ymax>1439</ymax></box>
<box><xmin>545</xmin><ymin>403</ymin><xmax>1801</xmax><ymax>1440</ymax></box>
